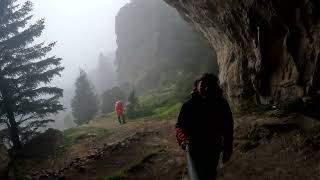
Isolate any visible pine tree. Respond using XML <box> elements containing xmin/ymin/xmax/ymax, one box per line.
<box><xmin>127</xmin><ymin>89</ymin><xmax>139</xmax><ymax>118</ymax></box>
<box><xmin>0</xmin><ymin>0</ymin><xmax>64</xmax><ymax>148</ymax></box>
<box><xmin>71</xmin><ymin>69</ymin><xmax>99</xmax><ymax>125</ymax></box>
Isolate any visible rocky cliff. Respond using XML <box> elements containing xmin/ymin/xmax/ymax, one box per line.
<box><xmin>115</xmin><ymin>0</ymin><xmax>217</xmax><ymax>92</ymax></box>
<box><xmin>164</xmin><ymin>0</ymin><xmax>320</xmax><ymax>109</ymax></box>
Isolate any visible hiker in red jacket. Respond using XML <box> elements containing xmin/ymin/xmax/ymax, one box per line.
<box><xmin>115</xmin><ymin>99</ymin><xmax>125</xmax><ymax>125</ymax></box>
<box><xmin>176</xmin><ymin>73</ymin><xmax>234</xmax><ymax>180</ymax></box>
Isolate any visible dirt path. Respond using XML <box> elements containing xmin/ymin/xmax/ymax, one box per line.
<box><xmin>18</xmin><ymin>114</ymin><xmax>320</xmax><ymax>180</ymax></box>
<box><xmin>61</xmin><ymin>120</ymin><xmax>187</xmax><ymax>180</ymax></box>
<box><xmin>19</xmin><ymin>119</ymin><xmax>187</xmax><ymax>180</ymax></box>
<box><xmin>65</xmin><ymin>120</ymin><xmax>179</xmax><ymax>159</ymax></box>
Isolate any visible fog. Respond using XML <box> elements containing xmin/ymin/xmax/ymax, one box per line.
<box><xmin>31</xmin><ymin>0</ymin><xmax>129</xmax><ymax>89</ymax></box>
<box><xmin>27</xmin><ymin>0</ymin><xmax>129</xmax><ymax>130</ymax></box>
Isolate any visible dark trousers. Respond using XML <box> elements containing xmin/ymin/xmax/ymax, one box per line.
<box><xmin>117</xmin><ymin>115</ymin><xmax>125</xmax><ymax>124</ymax></box>
<box><xmin>190</xmin><ymin>146</ymin><xmax>222</xmax><ymax>180</ymax></box>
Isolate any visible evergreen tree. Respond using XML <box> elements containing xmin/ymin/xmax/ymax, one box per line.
<box><xmin>127</xmin><ymin>89</ymin><xmax>139</xmax><ymax>118</ymax></box>
<box><xmin>71</xmin><ymin>69</ymin><xmax>98</xmax><ymax>125</ymax></box>
<box><xmin>0</xmin><ymin>0</ymin><xmax>64</xmax><ymax>148</ymax></box>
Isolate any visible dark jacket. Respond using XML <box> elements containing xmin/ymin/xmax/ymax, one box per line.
<box><xmin>176</xmin><ymin>93</ymin><xmax>234</xmax><ymax>153</ymax></box>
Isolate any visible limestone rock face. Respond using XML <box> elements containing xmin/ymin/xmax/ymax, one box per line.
<box><xmin>164</xmin><ymin>0</ymin><xmax>320</xmax><ymax>109</ymax></box>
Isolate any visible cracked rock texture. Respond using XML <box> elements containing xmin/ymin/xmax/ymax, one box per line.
<box><xmin>164</xmin><ymin>0</ymin><xmax>320</xmax><ymax>109</ymax></box>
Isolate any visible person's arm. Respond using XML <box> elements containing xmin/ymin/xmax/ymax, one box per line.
<box><xmin>176</xmin><ymin>103</ymin><xmax>189</xmax><ymax>149</ymax></box>
<box><xmin>222</xmin><ymin>99</ymin><xmax>234</xmax><ymax>163</ymax></box>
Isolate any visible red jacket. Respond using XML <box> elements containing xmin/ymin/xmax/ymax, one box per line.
<box><xmin>114</xmin><ymin>101</ymin><xmax>124</xmax><ymax>116</ymax></box>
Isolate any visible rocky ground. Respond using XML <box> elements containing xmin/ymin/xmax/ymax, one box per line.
<box><xmin>8</xmin><ymin>112</ymin><xmax>320</xmax><ymax>180</ymax></box>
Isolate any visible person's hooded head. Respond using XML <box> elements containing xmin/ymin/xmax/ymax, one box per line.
<box><xmin>197</xmin><ymin>73</ymin><xmax>223</xmax><ymax>98</ymax></box>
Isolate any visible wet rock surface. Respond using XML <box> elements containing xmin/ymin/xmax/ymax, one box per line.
<box><xmin>164</xmin><ymin>0</ymin><xmax>320</xmax><ymax>109</ymax></box>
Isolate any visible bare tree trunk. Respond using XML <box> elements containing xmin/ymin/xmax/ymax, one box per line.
<box><xmin>0</xmin><ymin>80</ymin><xmax>21</xmax><ymax>149</ymax></box>
<box><xmin>3</xmin><ymin>102</ymin><xmax>21</xmax><ymax>149</ymax></box>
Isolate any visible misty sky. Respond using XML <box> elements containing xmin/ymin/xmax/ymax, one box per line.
<box><xmin>31</xmin><ymin>0</ymin><xmax>129</xmax><ymax>88</ymax></box>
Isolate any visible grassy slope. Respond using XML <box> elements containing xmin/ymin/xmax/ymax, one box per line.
<box><xmin>63</xmin><ymin>86</ymin><xmax>182</xmax><ymax>148</ymax></box>
<box><xmin>150</xmin><ymin>103</ymin><xmax>181</xmax><ymax>120</ymax></box>
<box><xmin>63</xmin><ymin>127</ymin><xmax>112</xmax><ymax>148</ymax></box>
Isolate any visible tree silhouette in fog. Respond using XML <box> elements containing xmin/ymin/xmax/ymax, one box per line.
<box><xmin>71</xmin><ymin>69</ymin><xmax>98</xmax><ymax>125</ymax></box>
<box><xmin>126</xmin><ymin>89</ymin><xmax>139</xmax><ymax>118</ymax></box>
<box><xmin>0</xmin><ymin>0</ymin><xmax>64</xmax><ymax>148</ymax></box>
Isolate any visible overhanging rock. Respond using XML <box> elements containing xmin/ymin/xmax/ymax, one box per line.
<box><xmin>164</xmin><ymin>0</ymin><xmax>320</xmax><ymax>110</ymax></box>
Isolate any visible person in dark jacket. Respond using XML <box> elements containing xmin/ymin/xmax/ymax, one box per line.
<box><xmin>176</xmin><ymin>73</ymin><xmax>234</xmax><ymax>180</ymax></box>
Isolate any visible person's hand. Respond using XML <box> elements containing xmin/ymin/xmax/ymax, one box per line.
<box><xmin>181</xmin><ymin>140</ymin><xmax>189</xmax><ymax>150</ymax></box>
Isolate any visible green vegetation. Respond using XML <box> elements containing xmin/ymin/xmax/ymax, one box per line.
<box><xmin>139</xmin><ymin>85</ymin><xmax>176</xmax><ymax>106</ymax></box>
<box><xmin>63</xmin><ymin>127</ymin><xmax>112</xmax><ymax>148</ymax></box>
<box><xmin>107</xmin><ymin>0</ymin><xmax>220</xmax><ymax>125</ymax></box>
<box><xmin>124</xmin><ymin>86</ymin><xmax>182</xmax><ymax>121</ymax></box>
<box><xmin>64</xmin><ymin>72</ymin><xmax>185</xmax><ymax>151</ymax></box>
<box><xmin>150</xmin><ymin>103</ymin><xmax>182</xmax><ymax>120</ymax></box>
<box><xmin>126</xmin><ymin>89</ymin><xmax>139</xmax><ymax>118</ymax></box>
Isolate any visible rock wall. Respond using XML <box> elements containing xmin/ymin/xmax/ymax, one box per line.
<box><xmin>164</xmin><ymin>0</ymin><xmax>320</xmax><ymax>109</ymax></box>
